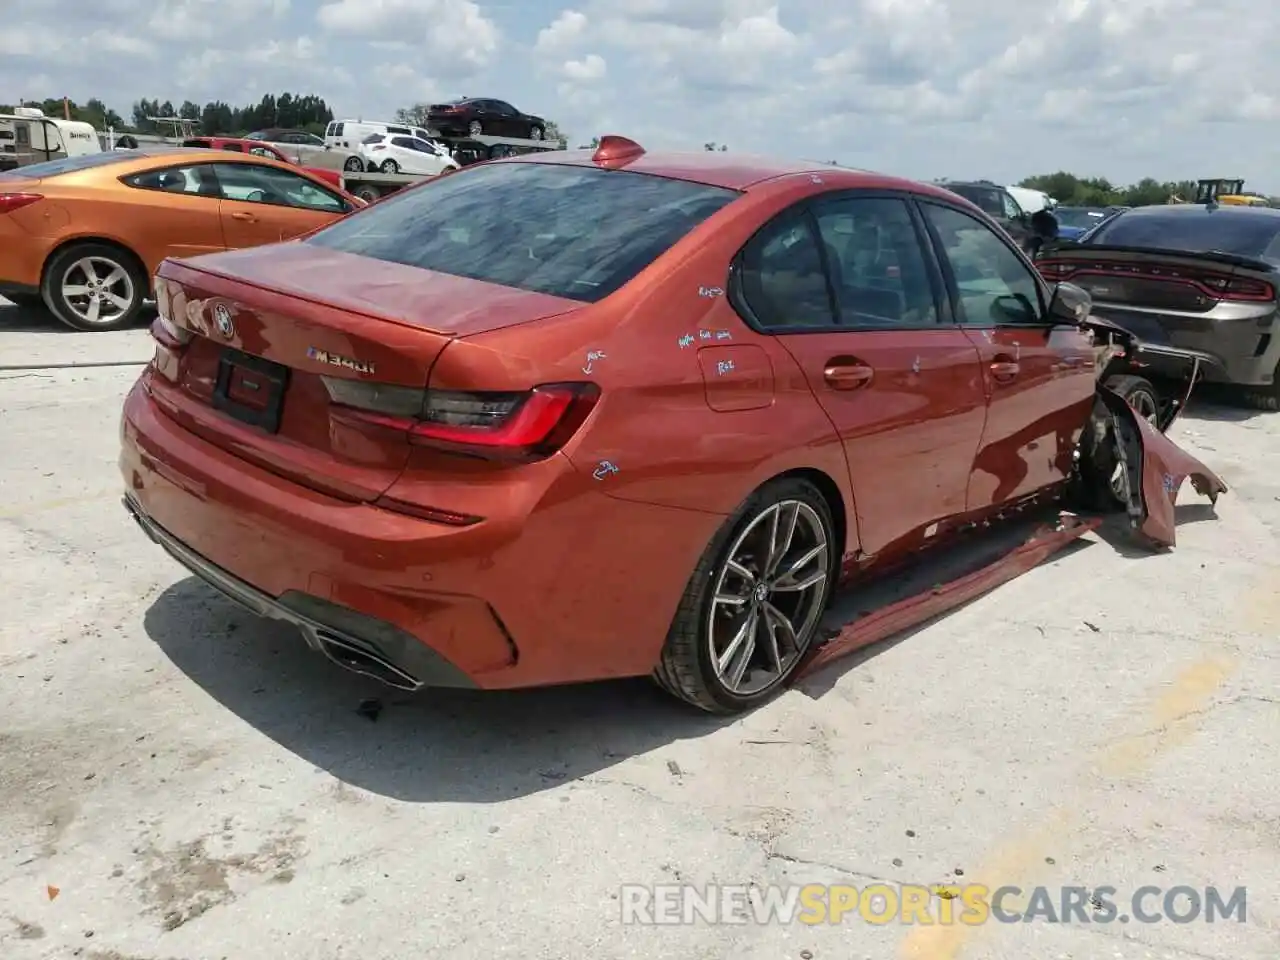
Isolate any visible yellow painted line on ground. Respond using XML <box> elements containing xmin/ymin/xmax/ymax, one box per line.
<box><xmin>0</xmin><ymin>490</ymin><xmax>119</xmax><ymax>520</ymax></box>
<box><xmin>897</xmin><ymin>655</ymin><xmax>1237</xmax><ymax>960</ymax></box>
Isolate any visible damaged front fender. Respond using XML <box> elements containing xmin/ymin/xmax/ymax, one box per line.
<box><xmin>1088</xmin><ymin>385</ymin><xmax>1228</xmax><ymax>548</ymax></box>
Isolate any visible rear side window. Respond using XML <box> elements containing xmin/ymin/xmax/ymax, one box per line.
<box><xmin>1088</xmin><ymin>211</ymin><xmax>1280</xmax><ymax>259</ymax></box>
<box><xmin>305</xmin><ymin>162</ymin><xmax>740</xmax><ymax>302</ymax></box>
<box><xmin>221</xmin><ymin>143</ymin><xmax>243</xmax><ymax>152</ymax></box>
<box><xmin>362</xmin><ymin>134</ymin><xmax>384</xmax><ymax>144</ymax></box>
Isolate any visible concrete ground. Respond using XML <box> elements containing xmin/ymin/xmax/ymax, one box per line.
<box><xmin>1</xmin><ymin>297</ymin><xmax>1277</xmax><ymax>960</ymax></box>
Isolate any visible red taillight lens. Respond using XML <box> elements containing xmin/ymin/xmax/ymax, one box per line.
<box><xmin>1037</xmin><ymin>259</ymin><xmax>1073</xmax><ymax>280</ymax></box>
<box><xmin>323</xmin><ymin>380</ymin><xmax>600</xmax><ymax>461</ymax></box>
<box><xmin>1201</xmin><ymin>275</ymin><xmax>1275</xmax><ymax>301</ymax></box>
<box><xmin>0</xmin><ymin>193</ymin><xmax>42</xmax><ymax>215</ymax></box>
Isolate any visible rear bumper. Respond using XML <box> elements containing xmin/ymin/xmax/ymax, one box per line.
<box><xmin>1092</xmin><ymin>304</ymin><xmax>1279</xmax><ymax>386</ymax></box>
<box><xmin>119</xmin><ymin>374</ymin><xmax>715</xmax><ymax>690</ymax></box>
<box><xmin>123</xmin><ymin>494</ymin><xmax>475</xmax><ymax>690</ymax></box>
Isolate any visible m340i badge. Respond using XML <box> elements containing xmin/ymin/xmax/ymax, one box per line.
<box><xmin>306</xmin><ymin>346</ymin><xmax>375</xmax><ymax>375</ymax></box>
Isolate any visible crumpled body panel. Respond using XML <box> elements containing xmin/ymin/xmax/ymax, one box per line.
<box><xmin>1094</xmin><ymin>385</ymin><xmax>1228</xmax><ymax>548</ymax></box>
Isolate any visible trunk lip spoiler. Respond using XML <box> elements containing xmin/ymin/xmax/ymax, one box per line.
<box><xmin>1043</xmin><ymin>240</ymin><xmax>1276</xmax><ymax>273</ymax></box>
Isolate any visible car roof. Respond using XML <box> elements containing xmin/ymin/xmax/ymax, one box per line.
<box><xmin>502</xmin><ymin>148</ymin><xmax>967</xmax><ymax>195</ymax></box>
<box><xmin>1114</xmin><ymin>203</ymin><xmax>1280</xmax><ymax>221</ymax></box>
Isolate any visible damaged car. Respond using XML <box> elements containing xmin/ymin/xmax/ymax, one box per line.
<box><xmin>119</xmin><ymin>137</ymin><xmax>1226</xmax><ymax>716</ymax></box>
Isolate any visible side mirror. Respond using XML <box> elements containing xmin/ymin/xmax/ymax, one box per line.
<box><xmin>1048</xmin><ymin>281</ymin><xmax>1091</xmax><ymax>325</ymax></box>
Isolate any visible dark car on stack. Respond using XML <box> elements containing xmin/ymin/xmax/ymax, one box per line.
<box><xmin>1038</xmin><ymin>203</ymin><xmax>1280</xmax><ymax>410</ymax></box>
<box><xmin>425</xmin><ymin>98</ymin><xmax>547</xmax><ymax>141</ymax></box>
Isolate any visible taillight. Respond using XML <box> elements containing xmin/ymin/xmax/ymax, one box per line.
<box><xmin>0</xmin><ymin>193</ymin><xmax>42</xmax><ymax>215</ymax></box>
<box><xmin>322</xmin><ymin>379</ymin><xmax>600</xmax><ymax>461</ymax></box>
<box><xmin>1036</xmin><ymin>258</ymin><xmax>1276</xmax><ymax>302</ymax></box>
<box><xmin>1199</xmin><ymin>275</ymin><xmax>1275</xmax><ymax>301</ymax></box>
<box><xmin>1037</xmin><ymin>259</ymin><xmax>1073</xmax><ymax>280</ymax></box>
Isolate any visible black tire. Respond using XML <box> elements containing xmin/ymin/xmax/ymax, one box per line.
<box><xmin>653</xmin><ymin>477</ymin><xmax>837</xmax><ymax>714</ymax></box>
<box><xmin>1241</xmin><ymin>363</ymin><xmax>1280</xmax><ymax>411</ymax></box>
<box><xmin>343</xmin><ymin>155</ymin><xmax>364</xmax><ymax>172</ymax></box>
<box><xmin>41</xmin><ymin>242</ymin><xmax>147</xmax><ymax>333</ymax></box>
<box><xmin>468</xmin><ymin>120</ymin><xmax>483</xmax><ymax>137</ymax></box>
<box><xmin>529</xmin><ymin>125</ymin><xmax>544</xmax><ymax>141</ymax></box>
<box><xmin>379</xmin><ymin>159</ymin><xmax>399</xmax><ymax>173</ymax></box>
<box><xmin>352</xmin><ymin>185</ymin><xmax>381</xmax><ymax>204</ymax></box>
<box><xmin>1105</xmin><ymin>374</ymin><xmax>1159</xmax><ymax>424</ymax></box>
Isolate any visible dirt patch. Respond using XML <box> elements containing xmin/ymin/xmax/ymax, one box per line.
<box><xmin>136</xmin><ymin>823</ymin><xmax>305</xmax><ymax>931</ymax></box>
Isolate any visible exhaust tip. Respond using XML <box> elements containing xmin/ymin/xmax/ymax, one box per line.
<box><xmin>311</xmin><ymin>629</ymin><xmax>422</xmax><ymax>692</ymax></box>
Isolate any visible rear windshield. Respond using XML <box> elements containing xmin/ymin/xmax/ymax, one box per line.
<box><xmin>1055</xmin><ymin>207</ymin><xmax>1107</xmax><ymax>229</ymax></box>
<box><xmin>1087</xmin><ymin>210</ymin><xmax>1280</xmax><ymax>258</ymax></box>
<box><xmin>305</xmin><ymin>161</ymin><xmax>740</xmax><ymax>302</ymax></box>
<box><xmin>945</xmin><ymin>184</ymin><xmax>1003</xmax><ymax>216</ymax></box>
<box><xmin>0</xmin><ymin>151</ymin><xmax>125</xmax><ymax>178</ymax></box>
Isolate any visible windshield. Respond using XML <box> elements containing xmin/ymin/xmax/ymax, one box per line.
<box><xmin>1087</xmin><ymin>210</ymin><xmax>1280</xmax><ymax>260</ymax></box>
<box><xmin>305</xmin><ymin>161</ymin><xmax>740</xmax><ymax>302</ymax></box>
<box><xmin>0</xmin><ymin>151</ymin><xmax>125</xmax><ymax>178</ymax></box>
<box><xmin>1055</xmin><ymin>208</ymin><xmax>1108</xmax><ymax>229</ymax></box>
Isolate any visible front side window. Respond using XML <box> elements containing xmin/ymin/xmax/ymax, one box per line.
<box><xmin>305</xmin><ymin>161</ymin><xmax>739</xmax><ymax>302</ymax></box>
<box><xmin>211</xmin><ymin>162</ymin><xmax>347</xmax><ymax>212</ymax></box>
<box><xmin>390</xmin><ymin>136</ymin><xmax>415</xmax><ymax>149</ymax></box>
<box><xmin>810</xmin><ymin>196</ymin><xmax>938</xmax><ymax>327</ymax></box>
<box><xmin>736</xmin><ymin>210</ymin><xmax>834</xmax><ymax>329</ymax></box>
<box><xmin>922</xmin><ymin>202</ymin><xmax>1043</xmax><ymax>325</ymax></box>
<box><xmin>1000</xmin><ymin>191</ymin><xmax>1023</xmax><ymax>220</ymax></box>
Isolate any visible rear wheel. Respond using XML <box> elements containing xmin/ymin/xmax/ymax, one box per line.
<box><xmin>352</xmin><ymin>184</ymin><xmax>382</xmax><ymax>204</ymax></box>
<box><xmin>343</xmin><ymin>155</ymin><xmax>364</xmax><ymax>172</ymax></box>
<box><xmin>379</xmin><ymin>159</ymin><xmax>399</xmax><ymax>173</ymax></box>
<box><xmin>529</xmin><ymin>125</ymin><xmax>544</xmax><ymax>140</ymax></box>
<box><xmin>468</xmin><ymin>120</ymin><xmax>483</xmax><ymax>137</ymax></box>
<box><xmin>1241</xmin><ymin>362</ymin><xmax>1280</xmax><ymax>411</ymax></box>
<box><xmin>41</xmin><ymin>243</ymin><xmax>146</xmax><ymax>332</ymax></box>
<box><xmin>654</xmin><ymin>478</ymin><xmax>835</xmax><ymax>714</ymax></box>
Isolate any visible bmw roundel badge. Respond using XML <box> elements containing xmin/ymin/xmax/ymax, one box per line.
<box><xmin>213</xmin><ymin>304</ymin><xmax>234</xmax><ymax>338</ymax></box>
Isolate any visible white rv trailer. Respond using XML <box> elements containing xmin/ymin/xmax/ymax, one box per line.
<box><xmin>0</xmin><ymin>106</ymin><xmax>100</xmax><ymax>171</ymax></box>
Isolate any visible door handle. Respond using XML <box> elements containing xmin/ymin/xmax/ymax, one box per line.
<box><xmin>230</xmin><ymin>211</ymin><xmax>257</xmax><ymax>222</ymax></box>
<box><xmin>990</xmin><ymin>360</ymin><xmax>1020</xmax><ymax>382</ymax></box>
<box><xmin>823</xmin><ymin>361</ymin><xmax>874</xmax><ymax>390</ymax></box>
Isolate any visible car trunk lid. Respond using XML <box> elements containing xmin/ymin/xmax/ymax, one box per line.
<box><xmin>149</xmin><ymin>244</ymin><xmax>582</xmax><ymax>502</ymax></box>
<box><xmin>1037</xmin><ymin>243</ymin><xmax>1276</xmax><ymax>314</ymax></box>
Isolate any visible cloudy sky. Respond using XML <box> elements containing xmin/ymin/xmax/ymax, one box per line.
<box><xmin>3</xmin><ymin>0</ymin><xmax>1279</xmax><ymax>190</ymax></box>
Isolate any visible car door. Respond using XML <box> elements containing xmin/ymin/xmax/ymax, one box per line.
<box><xmin>488</xmin><ymin>100</ymin><xmax>522</xmax><ymax>137</ymax></box>
<box><xmin>734</xmin><ymin>194</ymin><xmax>989</xmax><ymax>558</ymax></box>
<box><xmin>208</xmin><ymin>161</ymin><xmax>352</xmax><ymax>249</ymax></box>
<box><xmin>384</xmin><ymin>136</ymin><xmax>420</xmax><ymax>172</ymax></box>
<box><xmin>997</xmin><ymin>189</ymin><xmax>1031</xmax><ymax>249</ymax></box>
<box><xmin>917</xmin><ymin>200</ymin><xmax>1096</xmax><ymax>510</ymax></box>
<box><xmin>118</xmin><ymin>163</ymin><xmax>228</xmax><ymax>269</ymax></box>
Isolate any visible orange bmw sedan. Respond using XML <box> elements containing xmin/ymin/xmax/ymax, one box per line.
<box><xmin>0</xmin><ymin>148</ymin><xmax>362</xmax><ymax>331</ymax></box>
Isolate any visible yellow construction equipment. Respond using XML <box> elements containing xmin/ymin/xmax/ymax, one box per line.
<box><xmin>1194</xmin><ymin>178</ymin><xmax>1269</xmax><ymax>206</ymax></box>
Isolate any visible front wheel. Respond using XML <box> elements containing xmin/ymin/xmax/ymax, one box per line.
<box><xmin>529</xmin><ymin>125</ymin><xmax>544</xmax><ymax>140</ymax></box>
<box><xmin>468</xmin><ymin>120</ymin><xmax>483</xmax><ymax>137</ymax></box>
<box><xmin>41</xmin><ymin>243</ymin><xmax>146</xmax><ymax>332</ymax></box>
<box><xmin>654</xmin><ymin>478</ymin><xmax>836</xmax><ymax>714</ymax></box>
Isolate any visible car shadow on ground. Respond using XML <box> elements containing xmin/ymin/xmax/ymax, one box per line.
<box><xmin>1180</xmin><ymin>389</ymin><xmax>1270</xmax><ymax>424</ymax></box>
<box><xmin>0</xmin><ymin>302</ymin><xmax>59</xmax><ymax>334</ymax></box>
<box><xmin>0</xmin><ymin>301</ymin><xmax>156</xmax><ymax>335</ymax></box>
<box><xmin>143</xmin><ymin>577</ymin><xmax>734</xmax><ymax>804</ymax></box>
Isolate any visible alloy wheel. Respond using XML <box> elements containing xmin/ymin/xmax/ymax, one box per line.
<box><xmin>707</xmin><ymin>500</ymin><xmax>829</xmax><ymax>696</ymax></box>
<box><xmin>1108</xmin><ymin>391</ymin><xmax>1159</xmax><ymax>499</ymax></box>
<box><xmin>60</xmin><ymin>256</ymin><xmax>135</xmax><ymax>327</ymax></box>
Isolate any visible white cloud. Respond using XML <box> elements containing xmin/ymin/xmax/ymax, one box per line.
<box><xmin>3</xmin><ymin>0</ymin><xmax>1280</xmax><ymax>191</ymax></box>
<box><xmin>316</xmin><ymin>0</ymin><xmax>499</xmax><ymax>71</ymax></box>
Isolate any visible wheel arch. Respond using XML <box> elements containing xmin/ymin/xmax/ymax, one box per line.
<box><xmin>41</xmin><ymin>236</ymin><xmax>151</xmax><ymax>296</ymax></box>
<box><xmin>758</xmin><ymin>466</ymin><xmax>853</xmax><ymax>567</ymax></box>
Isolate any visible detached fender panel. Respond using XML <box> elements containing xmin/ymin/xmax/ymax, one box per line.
<box><xmin>1095</xmin><ymin>385</ymin><xmax>1228</xmax><ymax>548</ymax></box>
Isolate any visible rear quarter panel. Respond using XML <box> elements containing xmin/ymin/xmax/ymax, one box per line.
<box><xmin>446</xmin><ymin>174</ymin><xmax>860</xmax><ymax>545</ymax></box>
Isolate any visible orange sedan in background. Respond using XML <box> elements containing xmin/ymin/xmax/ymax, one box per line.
<box><xmin>0</xmin><ymin>148</ymin><xmax>362</xmax><ymax>331</ymax></box>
